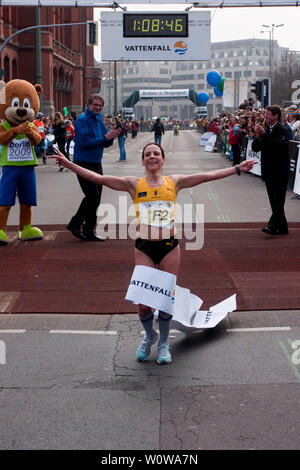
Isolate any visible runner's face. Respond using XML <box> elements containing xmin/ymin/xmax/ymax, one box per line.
<box><xmin>89</xmin><ymin>99</ymin><xmax>104</xmax><ymax>115</ymax></box>
<box><xmin>142</xmin><ymin>145</ymin><xmax>165</xmax><ymax>171</ymax></box>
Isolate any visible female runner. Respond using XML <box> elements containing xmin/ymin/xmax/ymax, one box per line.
<box><xmin>51</xmin><ymin>143</ymin><xmax>256</xmax><ymax>364</ymax></box>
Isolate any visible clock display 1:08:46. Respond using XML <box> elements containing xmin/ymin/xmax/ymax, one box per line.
<box><xmin>123</xmin><ymin>13</ymin><xmax>188</xmax><ymax>37</ymax></box>
<box><xmin>133</xmin><ymin>18</ymin><xmax>183</xmax><ymax>33</ymax></box>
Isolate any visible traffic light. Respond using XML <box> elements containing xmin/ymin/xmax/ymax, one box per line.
<box><xmin>250</xmin><ymin>80</ymin><xmax>263</xmax><ymax>101</ymax></box>
<box><xmin>87</xmin><ymin>22</ymin><xmax>98</xmax><ymax>46</ymax></box>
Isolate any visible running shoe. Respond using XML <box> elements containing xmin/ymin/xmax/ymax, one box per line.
<box><xmin>136</xmin><ymin>331</ymin><xmax>158</xmax><ymax>361</ymax></box>
<box><xmin>157</xmin><ymin>344</ymin><xmax>172</xmax><ymax>364</ymax></box>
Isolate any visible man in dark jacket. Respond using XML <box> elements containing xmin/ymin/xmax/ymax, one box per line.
<box><xmin>151</xmin><ymin>118</ymin><xmax>165</xmax><ymax>145</ymax></box>
<box><xmin>67</xmin><ymin>94</ymin><xmax>121</xmax><ymax>241</ymax></box>
<box><xmin>252</xmin><ymin>105</ymin><xmax>290</xmax><ymax>235</ymax></box>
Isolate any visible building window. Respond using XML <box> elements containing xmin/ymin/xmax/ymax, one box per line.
<box><xmin>4</xmin><ymin>56</ymin><xmax>9</xmax><ymax>82</ymax></box>
<box><xmin>12</xmin><ymin>59</ymin><xmax>17</xmax><ymax>79</ymax></box>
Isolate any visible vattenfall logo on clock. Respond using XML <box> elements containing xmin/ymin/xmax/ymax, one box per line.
<box><xmin>174</xmin><ymin>41</ymin><xmax>188</xmax><ymax>55</ymax></box>
<box><xmin>124</xmin><ymin>42</ymin><xmax>188</xmax><ymax>55</ymax></box>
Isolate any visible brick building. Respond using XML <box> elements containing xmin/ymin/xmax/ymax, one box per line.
<box><xmin>0</xmin><ymin>5</ymin><xmax>101</xmax><ymax>116</ymax></box>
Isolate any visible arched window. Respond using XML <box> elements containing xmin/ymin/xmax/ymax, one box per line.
<box><xmin>4</xmin><ymin>56</ymin><xmax>9</xmax><ymax>82</ymax></box>
<box><xmin>12</xmin><ymin>59</ymin><xmax>17</xmax><ymax>79</ymax></box>
<box><xmin>58</xmin><ymin>66</ymin><xmax>64</xmax><ymax>86</ymax></box>
<box><xmin>53</xmin><ymin>67</ymin><xmax>57</xmax><ymax>88</ymax></box>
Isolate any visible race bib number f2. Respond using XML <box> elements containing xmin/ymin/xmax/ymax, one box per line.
<box><xmin>139</xmin><ymin>201</ymin><xmax>175</xmax><ymax>229</ymax></box>
<box><xmin>7</xmin><ymin>138</ymin><xmax>34</xmax><ymax>162</ymax></box>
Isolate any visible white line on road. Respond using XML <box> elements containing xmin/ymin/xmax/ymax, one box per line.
<box><xmin>0</xmin><ymin>329</ymin><xmax>26</xmax><ymax>334</ymax></box>
<box><xmin>49</xmin><ymin>329</ymin><xmax>117</xmax><ymax>335</ymax></box>
<box><xmin>226</xmin><ymin>327</ymin><xmax>291</xmax><ymax>332</ymax></box>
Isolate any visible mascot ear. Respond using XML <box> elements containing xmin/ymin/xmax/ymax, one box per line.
<box><xmin>0</xmin><ymin>80</ymin><xmax>6</xmax><ymax>104</ymax></box>
<box><xmin>34</xmin><ymin>84</ymin><xmax>43</xmax><ymax>95</ymax></box>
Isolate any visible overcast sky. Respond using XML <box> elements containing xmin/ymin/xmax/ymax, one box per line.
<box><xmin>94</xmin><ymin>5</ymin><xmax>300</xmax><ymax>61</ymax></box>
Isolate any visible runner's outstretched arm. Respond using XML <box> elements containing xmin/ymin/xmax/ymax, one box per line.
<box><xmin>172</xmin><ymin>159</ymin><xmax>257</xmax><ymax>192</ymax></box>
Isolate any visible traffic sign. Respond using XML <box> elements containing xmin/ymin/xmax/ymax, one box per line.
<box><xmin>100</xmin><ymin>11</ymin><xmax>210</xmax><ymax>62</ymax></box>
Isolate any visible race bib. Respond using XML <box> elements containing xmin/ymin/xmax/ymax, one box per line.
<box><xmin>7</xmin><ymin>138</ymin><xmax>34</xmax><ymax>162</ymax></box>
<box><xmin>139</xmin><ymin>201</ymin><xmax>175</xmax><ymax>229</ymax></box>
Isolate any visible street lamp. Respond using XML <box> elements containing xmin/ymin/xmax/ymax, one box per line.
<box><xmin>261</xmin><ymin>23</ymin><xmax>284</xmax><ymax>79</ymax></box>
<box><xmin>261</xmin><ymin>29</ymin><xmax>272</xmax><ymax>78</ymax></box>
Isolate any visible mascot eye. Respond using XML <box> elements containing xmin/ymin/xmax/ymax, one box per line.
<box><xmin>23</xmin><ymin>98</ymin><xmax>31</xmax><ymax>108</ymax></box>
<box><xmin>11</xmin><ymin>97</ymin><xmax>20</xmax><ymax>107</ymax></box>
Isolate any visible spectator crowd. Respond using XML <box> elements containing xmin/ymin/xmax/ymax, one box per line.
<box><xmin>5</xmin><ymin>97</ymin><xmax>299</xmax><ymax>167</ymax></box>
<box><xmin>196</xmin><ymin>101</ymin><xmax>300</xmax><ymax>164</ymax></box>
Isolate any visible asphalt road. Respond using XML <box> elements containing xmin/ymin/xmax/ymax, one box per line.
<box><xmin>1</xmin><ymin>130</ymin><xmax>300</xmax><ymax>453</ymax></box>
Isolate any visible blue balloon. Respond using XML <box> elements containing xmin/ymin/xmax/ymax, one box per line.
<box><xmin>207</xmin><ymin>70</ymin><xmax>222</xmax><ymax>87</ymax></box>
<box><xmin>214</xmin><ymin>86</ymin><xmax>223</xmax><ymax>97</ymax></box>
<box><xmin>198</xmin><ymin>92</ymin><xmax>210</xmax><ymax>104</ymax></box>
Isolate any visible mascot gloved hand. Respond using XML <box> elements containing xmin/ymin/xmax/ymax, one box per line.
<box><xmin>0</xmin><ymin>79</ymin><xmax>43</xmax><ymax>246</ymax></box>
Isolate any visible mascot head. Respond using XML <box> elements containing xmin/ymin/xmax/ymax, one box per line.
<box><xmin>0</xmin><ymin>79</ymin><xmax>43</xmax><ymax>126</ymax></box>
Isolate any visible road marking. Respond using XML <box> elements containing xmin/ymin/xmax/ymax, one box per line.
<box><xmin>0</xmin><ymin>329</ymin><xmax>26</xmax><ymax>334</ymax></box>
<box><xmin>0</xmin><ymin>327</ymin><xmax>293</xmax><ymax>335</ymax></box>
<box><xmin>49</xmin><ymin>329</ymin><xmax>117</xmax><ymax>335</ymax></box>
<box><xmin>216</xmin><ymin>214</ymin><xmax>231</xmax><ymax>222</ymax></box>
<box><xmin>227</xmin><ymin>327</ymin><xmax>291</xmax><ymax>332</ymax></box>
<box><xmin>278</xmin><ymin>340</ymin><xmax>300</xmax><ymax>384</ymax></box>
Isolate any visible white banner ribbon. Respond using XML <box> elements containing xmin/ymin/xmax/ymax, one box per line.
<box><xmin>126</xmin><ymin>265</ymin><xmax>176</xmax><ymax>315</ymax></box>
<box><xmin>126</xmin><ymin>266</ymin><xmax>236</xmax><ymax>330</ymax></box>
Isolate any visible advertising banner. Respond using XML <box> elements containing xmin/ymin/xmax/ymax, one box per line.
<box><xmin>205</xmin><ymin>134</ymin><xmax>217</xmax><ymax>152</ymax></box>
<box><xmin>199</xmin><ymin>131</ymin><xmax>214</xmax><ymax>147</ymax></box>
<box><xmin>246</xmin><ymin>138</ymin><xmax>262</xmax><ymax>177</ymax></box>
<box><xmin>292</xmin><ymin>143</ymin><xmax>300</xmax><ymax>195</ymax></box>
<box><xmin>139</xmin><ymin>90</ymin><xmax>189</xmax><ymax>100</ymax></box>
<box><xmin>223</xmin><ymin>79</ymin><xmax>249</xmax><ymax>109</ymax></box>
<box><xmin>101</xmin><ymin>11</ymin><xmax>210</xmax><ymax>62</ymax></box>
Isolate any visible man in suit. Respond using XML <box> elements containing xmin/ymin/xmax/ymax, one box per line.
<box><xmin>252</xmin><ymin>105</ymin><xmax>290</xmax><ymax>235</ymax></box>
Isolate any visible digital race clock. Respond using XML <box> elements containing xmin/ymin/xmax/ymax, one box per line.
<box><xmin>123</xmin><ymin>13</ymin><xmax>188</xmax><ymax>38</ymax></box>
